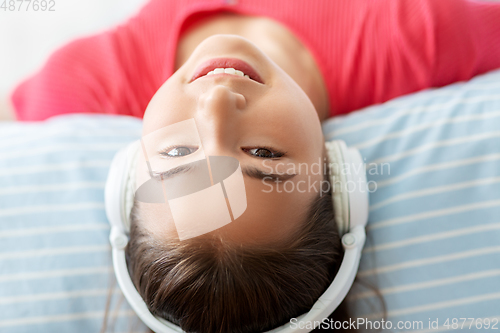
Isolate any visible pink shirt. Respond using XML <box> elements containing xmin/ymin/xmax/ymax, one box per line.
<box><xmin>11</xmin><ymin>0</ymin><xmax>500</xmax><ymax>121</ymax></box>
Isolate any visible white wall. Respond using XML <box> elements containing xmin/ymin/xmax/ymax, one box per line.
<box><xmin>0</xmin><ymin>0</ymin><xmax>148</xmax><ymax>99</ymax></box>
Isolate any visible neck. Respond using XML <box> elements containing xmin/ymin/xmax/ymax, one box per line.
<box><xmin>175</xmin><ymin>13</ymin><xmax>330</xmax><ymax>121</ymax></box>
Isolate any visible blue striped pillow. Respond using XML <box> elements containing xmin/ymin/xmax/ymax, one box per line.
<box><xmin>1</xmin><ymin>68</ymin><xmax>500</xmax><ymax>332</ymax></box>
<box><xmin>0</xmin><ymin>115</ymin><xmax>147</xmax><ymax>333</ymax></box>
<box><xmin>323</xmin><ymin>69</ymin><xmax>500</xmax><ymax>331</ymax></box>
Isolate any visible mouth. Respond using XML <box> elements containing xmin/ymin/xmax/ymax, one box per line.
<box><xmin>190</xmin><ymin>57</ymin><xmax>264</xmax><ymax>84</ymax></box>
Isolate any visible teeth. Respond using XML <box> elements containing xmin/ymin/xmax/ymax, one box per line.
<box><xmin>203</xmin><ymin>67</ymin><xmax>251</xmax><ymax>79</ymax></box>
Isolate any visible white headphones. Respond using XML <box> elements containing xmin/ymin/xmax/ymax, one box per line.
<box><xmin>105</xmin><ymin>139</ymin><xmax>369</xmax><ymax>333</ymax></box>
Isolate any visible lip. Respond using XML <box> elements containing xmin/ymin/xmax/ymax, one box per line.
<box><xmin>190</xmin><ymin>57</ymin><xmax>264</xmax><ymax>84</ymax></box>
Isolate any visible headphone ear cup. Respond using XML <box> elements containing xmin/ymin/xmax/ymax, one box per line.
<box><xmin>344</xmin><ymin>147</ymin><xmax>369</xmax><ymax>229</ymax></box>
<box><xmin>105</xmin><ymin>141</ymin><xmax>140</xmax><ymax>244</ymax></box>
<box><xmin>325</xmin><ymin>140</ymin><xmax>350</xmax><ymax>236</ymax></box>
<box><xmin>123</xmin><ymin>141</ymin><xmax>141</xmax><ymax>232</ymax></box>
<box><xmin>303</xmin><ymin>141</ymin><xmax>368</xmax><ymax>329</ymax></box>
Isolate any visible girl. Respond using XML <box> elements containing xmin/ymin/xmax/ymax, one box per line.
<box><xmin>6</xmin><ymin>0</ymin><xmax>500</xmax><ymax>332</ymax></box>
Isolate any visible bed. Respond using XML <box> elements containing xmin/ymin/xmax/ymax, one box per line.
<box><xmin>1</xmin><ymin>67</ymin><xmax>499</xmax><ymax>332</ymax></box>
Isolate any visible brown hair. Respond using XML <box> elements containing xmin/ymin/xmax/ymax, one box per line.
<box><xmin>118</xmin><ymin>180</ymin><xmax>359</xmax><ymax>333</ymax></box>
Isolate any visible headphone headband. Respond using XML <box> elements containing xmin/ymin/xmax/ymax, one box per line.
<box><xmin>105</xmin><ymin>139</ymin><xmax>369</xmax><ymax>333</ymax></box>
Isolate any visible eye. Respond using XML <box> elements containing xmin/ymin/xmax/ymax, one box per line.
<box><xmin>160</xmin><ymin>146</ymin><xmax>198</xmax><ymax>157</ymax></box>
<box><xmin>243</xmin><ymin>147</ymin><xmax>285</xmax><ymax>159</ymax></box>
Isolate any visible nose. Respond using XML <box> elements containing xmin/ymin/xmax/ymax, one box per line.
<box><xmin>198</xmin><ymin>85</ymin><xmax>246</xmax><ymax>113</ymax></box>
<box><xmin>196</xmin><ymin>85</ymin><xmax>246</xmax><ymax>154</ymax></box>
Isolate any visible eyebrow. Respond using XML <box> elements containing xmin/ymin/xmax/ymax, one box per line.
<box><xmin>151</xmin><ymin>163</ymin><xmax>297</xmax><ymax>182</ymax></box>
<box><xmin>243</xmin><ymin>165</ymin><xmax>297</xmax><ymax>182</ymax></box>
<box><xmin>151</xmin><ymin>164</ymin><xmax>194</xmax><ymax>180</ymax></box>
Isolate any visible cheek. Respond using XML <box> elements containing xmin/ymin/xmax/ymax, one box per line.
<box><xmin>142</xmin><ymin>82</ymin><xmax>196</xmax><ymax>134</ymax></box>
<box><xmin>269</xmin><ymin>78</ymin><xmax>321</xmax><ymax>125</ymax></box>
<box><xmin>262</xmin><ymin>89</ymin><xmax>324</xmax><ymax>156</ymax></box>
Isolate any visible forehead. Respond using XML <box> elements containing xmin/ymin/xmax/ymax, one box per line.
<box><xmin>141</xmin><ymin>175</ymin><xmax>319</xmax><ymax>245</ymax></box>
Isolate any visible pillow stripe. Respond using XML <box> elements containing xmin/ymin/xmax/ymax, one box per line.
<box><xmin>0</xmin><ymin>115</ymin><xmax>146</xmax><ymax>332</ymax></box>
<box><xmin>324</xmin><ymin>69</ymin><xmax>500</xmax><ymax>326</ymax></box>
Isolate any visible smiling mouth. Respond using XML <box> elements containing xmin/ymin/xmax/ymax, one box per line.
<box><xmin>190</xmin><ymin>58</ymin><xmax>264</xmax><ymax>84</ymax></box>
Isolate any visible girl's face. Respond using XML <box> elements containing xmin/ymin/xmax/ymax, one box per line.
<box><xmin>138</xmin><ymin>35</ymin><xmax>326</xmax><ymax>245</ymax></box>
